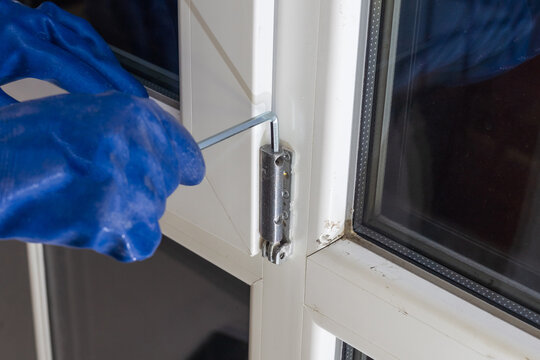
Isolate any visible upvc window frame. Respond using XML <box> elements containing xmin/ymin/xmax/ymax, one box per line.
<box><xmin>304</xmin><ymin>240</ymin><xmax>540</xmax><ymax>360</ymax></box>
<box><xmin>299</xmin><ymin>0</ymin><xmax>540</xmax><ymax>358</ymax></box>
<box><xmin>5</xmin><ymin>0</ymin><xmax>540</xmax><ymax>359</ymax></box>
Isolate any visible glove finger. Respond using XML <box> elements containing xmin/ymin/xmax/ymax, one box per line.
<box><xmin>94</xmin><ymin>222</ymin><xmax>162</xmax><ymax>262</ymax></box>
<box><xmin>165</xmin><ymin>117</ymin><xmax>206</xmax><ymax>187</ymax></box>
<box><xmin>36</xmin><ymin>2</ymin><xmax>147</xmax><ymax>97</ymax></box>
<box><xmin>140</xmin><ymin>98</ymin><xmax>205</xmax><ymax>188</ymax></box>
<box><xmin>0</xmin><ymin>89</ymin><xmax>17</xmax><ymax>106</ymax></box>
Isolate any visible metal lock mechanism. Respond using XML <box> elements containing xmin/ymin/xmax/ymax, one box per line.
<box><xmin>197</xmin><ymin>111</ymin><xmax>293</xmax><ymax>264</ymax></box>
<box><xmin>260</xmin><ymin>145</ymin><xmax>293</xmax><ymax>264</ymax></box>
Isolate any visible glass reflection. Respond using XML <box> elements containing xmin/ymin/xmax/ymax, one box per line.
<box><xmin>45</xmin><ymin>237</ymin><xmax>250</xmax><ymax>360</ymax></box>
<box><xmin>366</xmin><ymin>0</ymin><xmax>540</xmax><ymax>314</ymax></box>
<box><xmin>22</xmin><ymin>0</ymin><xmax>179</xmax><ymax>98</ymax></box>
<box><xmin>84</xmin><ymin>0</ymin><xmax>178</xmax><ymax>75</ymax></box>
<box><xmin>394</xmin><ymin>0</ymin><xmax>540</xmax><ymax>88</ymax></box>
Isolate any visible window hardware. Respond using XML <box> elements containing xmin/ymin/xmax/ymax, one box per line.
<box><xmin>197</xmin><ymin>112</ymin><xmax>293</xmax><ymax>264</ymax></box>
<box><xmin>259</xmin><ymin>144</ymin><xmax>293</xmax><ymax>264</ymax></box>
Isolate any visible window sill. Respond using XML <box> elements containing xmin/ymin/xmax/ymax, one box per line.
<box><xmin>305</xmin><ymin>238</ymin><xmax>540</xmax><ymax>360</ymax></box>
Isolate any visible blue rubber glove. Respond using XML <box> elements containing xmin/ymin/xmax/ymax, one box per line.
<box><xmin>0</xmin><ymin>92</ymin><xmax>205</xmax><ymax>261</ymax></box>
<box><xmin>0</xmin><ymin>1</ymin><xmax>205</xmax><ymax>261</ymax></box>
<box><xmin>0</xmin><ymin>0</ymin><xmax>148</xmax><ymax>106</ymax></box>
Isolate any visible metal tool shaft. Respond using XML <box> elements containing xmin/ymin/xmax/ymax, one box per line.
<box><xmin>260</xmin><ymin>145</ymin><xmax>292</xmax><ymax>264</ymax></box>
<box><xmin>198</xmin><ymin>111</ymin><xmax>278</xmax><ymax>150</ymax></box>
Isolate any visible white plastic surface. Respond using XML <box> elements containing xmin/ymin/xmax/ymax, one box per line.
<box><xmin>306</xmin><ymin>239</ymin><xmax>540</xmax><ymax>360</ymax></box>
<box><xmin>259</xmin><ymin>0</ymin><xmax>323</xmax><ymax>358</ymax></box>
<box><xmin>164</xmin><ymin>0</ymin><xmax>275</xmax><ymax>258</ymax></box>
<box><xmin>1</xmin><ymin>78</ymin><xmax>67</xmax><ymax>100</ymax></box>
<box><xmin>307</xmin><ymin>0</ymin><xmax>363</xmax><ymax>253</ymax></box>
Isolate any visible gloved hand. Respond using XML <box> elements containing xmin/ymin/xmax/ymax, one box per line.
<box><xmin>0</xmin><ymin>92</ymin><xmax>205</xmax><ymax>261</ymax></box>
<box><xmin>0</xmin><ymin>1</ymin><xmax>205</xmax><ymax>261</ymax></box>
<box><xmin>0</xmin><ymin>0</ymin><xmax>147</xmax><ymax>106</ymax></box>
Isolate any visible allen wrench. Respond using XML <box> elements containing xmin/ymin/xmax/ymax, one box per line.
<box><xmin>197</xmin><ymin>111</ymin><xmax>280</xmax><ymax>153</ymax></box>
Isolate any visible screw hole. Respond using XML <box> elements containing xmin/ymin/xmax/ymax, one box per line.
<box><xmin>275</xmin><ymin>156</ymin><xmax>284</xmax><ymax>167</ymax></box>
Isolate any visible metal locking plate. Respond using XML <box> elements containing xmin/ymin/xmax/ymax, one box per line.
<box><xmin>260</xmin><ymin>145</ymin><xmax>292</xmax><ymax>264</ymax></box>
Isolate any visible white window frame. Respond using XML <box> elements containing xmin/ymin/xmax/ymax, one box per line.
<box><xmin>249</xmin><ymin>0</ymin><xmax>540</xmax><ymax>358</ymax></box>
<box><xmin>296</xmin><ymin>0</ymin><xmax>540</xmax><ymax>359</ymax></box>
<box><xmin>5</xmin><ymin>0</ymin><xmax>540</xmax><ymax>359</ymax></box>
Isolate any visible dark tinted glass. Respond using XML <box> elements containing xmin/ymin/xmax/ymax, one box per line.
<box><xmin>44</xmin><ymin>237</ymin><xmax>250</xmax><ymax>360</ymax></box>
<box><xmin>0</xmin><ymin>241</ymin><xmax>37</xmax><ymax>360</ymax></box>
<box><xmin>338</xmin><ymin>342</ymin><xmax>374</xmax><ymax>360</ymax></box>
<box><xmin>22</xmin><ymin>0</ymin><xmax>179</xmax><ymax>100</ymax></box>
<box><xmin>355</xmin><ymin>0</ymin><xmax>540</xmax><ymax>326</ymax></box>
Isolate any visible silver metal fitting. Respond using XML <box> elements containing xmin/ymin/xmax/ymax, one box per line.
<box><xmin>260</xmin><ymin>145</ymin><xmax>293</xmax><ymax>264</ymax></box>
<box><xmin>195</xmin><ymin>110</ymin><xmax>293</xmax><ymax>264</ymax></box>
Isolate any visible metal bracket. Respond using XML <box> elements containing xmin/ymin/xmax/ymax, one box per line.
<box><xmin>260</xmin><ymin>145</ymin><xmax>293</xmax><ymax>264</ymax></box>
<box><xmin>196</xmin><ymin>111</ymin><xmax>292</xmax><ymax>264</ymax></box>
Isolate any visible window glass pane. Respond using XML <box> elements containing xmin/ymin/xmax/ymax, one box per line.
<box><xmin>44</xmin><ymin>236</ymin><xmax>250</xmax><ymax>360</ymax></box>
<box><xmin>0</xmin><ymin>241</ymin><xmax>37</xmax><ymax>360</ymax></box>
<box><xmin>21</xmin><ymin>0</ymin><xmax>179</xmax><ymax>100</ymax></box>
<box><xmin>337</xmin><ymin>342</ymin><xmax>374</xmax><ymax>360</ymax></box>
<box><xmin>355</xmin><ymin>0</ymin><xmax>540</xmax><ymax>327</ymax></box>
